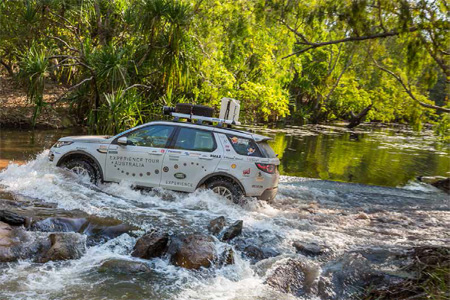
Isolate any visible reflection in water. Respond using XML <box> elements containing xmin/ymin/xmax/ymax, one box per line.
<box><xmin>249</xmin><ymin>124</ymin><xmax>450</xmax><ymax>187</ymax></box>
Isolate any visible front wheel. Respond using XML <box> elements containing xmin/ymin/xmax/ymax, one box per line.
<box><xmin>61</xmin><ymin>159</ymin><xmax>99</xmax><ymax>184</ymax></box>
<box><xmin>206</xmin><ymin>179</ymin><xmax>243</xmax><ymax>204</ymax></box>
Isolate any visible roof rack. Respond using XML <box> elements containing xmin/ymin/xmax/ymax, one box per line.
<box><xmin>171</xmin><ymin>112</ymin><xmax>241</xmax><ymax>127</ymax></box>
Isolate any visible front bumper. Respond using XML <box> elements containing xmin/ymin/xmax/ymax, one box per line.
<box><xmin>257</xmin><ymin>187</ymin><xmax>278</xmax><ymax>201</ymax></box>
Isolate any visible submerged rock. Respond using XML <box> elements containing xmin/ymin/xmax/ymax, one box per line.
<box><xmin>243</xmin><ymin>245</ymin><xmax>280</xmax><ymax>264</ymax></box>
<box><xmin>208</xmin><ymin>216</ymin><xmax>226</xmax><ymax>235</ymax></box>
<box><xmin>31</xmin><ymin>217</ymin><xmax>87</xmax><ymax>232</ymax></box>
<box><xmin>220</xmin><ymin>220</ymin><xmax>243</xmax><ymax>241</ymax></box>
<box><xmin>132</xmin><ymin>230</ymin><xmax>169</xmax><ymax>259</ymax></box>
<box><xmin>293</xmin><ymin>241</ymin><xmax>326</xmax><ymax>256</ymax></box>
<box><xmin>170</xmin><ymin>234</ymin><xmax>217</xmax><ymax>270</ymax></box>
<box><xmin>0</xmin><ymin>221</ymin><xmax>16</xmax><ymax>261</ymax></box>
<box><xmin>265</xmin><ymin>259</ymin><xmax>310</xmax><ymax>296</ymax></box>
<box><xmin>0</xmin><ymin>210</ymin><xmax>28</xmax><ymax>226</ymax></box>
<box><xmin>99</xmin><ymin>259</ymin><xmax>152</xmax><ymax>274</ymax></box>
<box><xmin>39</xmin><ymin>232</ymin><xmax>86</xmax><ymax>263</ymax></box>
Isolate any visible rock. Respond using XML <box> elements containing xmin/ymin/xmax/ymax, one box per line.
<box><xmin>208</xmin><ymin>216</ymin><xmax>226</xmax><ymax>235</ymax></box>
<box><xmin>0</xmin><ymin>210</ymin><xmax>28</xmax><ymax>226</ymax></box>
<box><xmin>293</xmin><ymin>241</ymin><xmax>325</xmax><ymax>256</ymax></box>
<box><xmin>170</xmin><ymin>234</ymin><xmax>217</xmax><ymax>269</ymax></box>
<box><xmin>131</xmin><ymin>230</ymin><xmax>169</xmax><ymax>259</ymax></box>
<box><xmin>0</xmin><ymin>221</ymin><xmax>16</xmax><ymax>262</ymax></box>
<box><xmin>218</xmin><ymin>246</ymin><xmax>235</xmax><ymax>266</ymax></box>
<box><xmin>265</xmin><ymin>259</ymin><xmax>308</xmax><ymax>296</ymax></box>
<box><xmin>356</xmin><ymin>212</ymin><xmax>370</xmax><ymax>220</ymax></box>
<box><xmin>39</xmin><ymin>232</ymin><xmax>86</xmax><ymax>263</ymax></box>
<box><xmin>243</xmin><ymin>245</ymin><xmax>280</xmax><ymax>263</ymax></box>
<box><xmin>98</xmin><ymin>259</ymin><xmax>152</xmax><ymax>274</ymax></box>
<box><xmin>417</xmin><ymin>176</ymin><xmax>447</xmax><ymax>184</ymax></box>
<box><xmin>220</xmin><ymin>220</ymin><xmax>243</xmax><ymax>241</ymax></box>
<box><xmin>431</xmin><ymin>178</ymin><xmax>450</xmax><ymax>194</ymax></box>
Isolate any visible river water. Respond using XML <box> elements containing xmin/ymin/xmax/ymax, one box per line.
<box><xmin>0</xmin><ymin>124</ymin><xmax>449</xmax><ymax>299</ymax></box>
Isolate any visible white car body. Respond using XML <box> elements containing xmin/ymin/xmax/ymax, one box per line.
<box><xmin>48</xmin><ymin>121</ymin><xmax>280</xmax><ymax>200</ymax></box>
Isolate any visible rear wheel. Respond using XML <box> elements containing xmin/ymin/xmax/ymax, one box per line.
<box><xmin>206</xmin><ymin>179</ymin><xmax>243</xmax><ymax>204</ymax></box>
<box><xmin>61</xmin><ymin>158</ymin><xmax>99</xmax><ymax>184</ymax></box>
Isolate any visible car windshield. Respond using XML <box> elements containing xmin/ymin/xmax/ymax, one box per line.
<box><xmin>257</xmin><ymin>141</ymin><xmax>277</xmax><ymax>158</ymax></box>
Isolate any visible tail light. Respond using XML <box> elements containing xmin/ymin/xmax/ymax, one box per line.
<box><xmin>256</xmin><ymin>163</ymin><xmax>276</xmax><ymax>174</ymax></box>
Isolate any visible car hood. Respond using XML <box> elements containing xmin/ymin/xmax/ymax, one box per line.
<box><xmin>59</xmin><ymin>135</ymin><xmax>112</xmax><ymax>143</ymax></box>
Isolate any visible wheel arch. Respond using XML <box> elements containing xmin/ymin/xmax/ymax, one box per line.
<box><xmin>196</xmin><ymin>172</ymin><xmax>246</xmax><ymax>195</ymax></box>
<box><xmin>56</xmin><ymin>150</ymin><xmax>104</xmax><ymax>181</ymax></box>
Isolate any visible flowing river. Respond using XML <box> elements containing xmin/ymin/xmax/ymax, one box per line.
<box><xmin>0</xmin><ymin>123</ymin><xmax>449</xmax><ymax>299</ymax></box>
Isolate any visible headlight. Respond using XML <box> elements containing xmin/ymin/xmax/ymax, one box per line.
<box><xmin>53</xmin><ymin>141</ymin><xmax>73</xmax><ymax>148</ymax></box>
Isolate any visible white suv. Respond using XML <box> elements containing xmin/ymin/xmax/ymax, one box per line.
<box><xmin>48</xmin><ymin>121</ymin><xmax>280</xmax><ymax>202</ymax></box>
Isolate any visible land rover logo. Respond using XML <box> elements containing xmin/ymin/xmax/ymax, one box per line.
<box><xmin>174</xmin><ymin>172</ymin><xmax>186</xmax><ymax>179</ymax></box>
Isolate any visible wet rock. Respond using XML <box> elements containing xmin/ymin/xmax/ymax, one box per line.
<box><xmin>0</xmin><ymin>210</ymin><xmax>28</xmax><ymax>226</ymax></box>
<box><xmin>99</xmin><ymin>259</ymin><xmax>152</xmax><ymax>274</ymax></box>
<box><xmin>39</xmin><ymin>232</ymin><xmax>86</xmax><ymax>263</ymax></box>
<box><xmin>318</xmin><ymin>253</ymin><xmax>379</xmax><ymax>300</ymax></box>
<box><xmin>131</xmin><ymin>230</ymin><xmax>169</xmax><ymax>259</ymax></box>
<box><xmin>208</xmin><ymin>216</ymin><xmax>226</xmax><ymax>235</ymax></box>
<box><xmin>218</xmin><ymin>246</ymin><xmax>235</xmax><ymax>266</ymax></box>
<box><xmin>265</xmin><ymin>259</ymin><xmax>309</xmax><ymax>296</ymax></box>
<box><xmin>170</xmin><ymin>234</ymin><xmax>217</xmax><ymax>269</ymax></box>
<box><xmin>0</xmin><ymin>221</ymin><xmax>16</xmax><ymax>261</ymax></box>
<box><xmin>243</xmin><ymin>245</ymin><xmax>280</xmax><ymax>263</ymax></box>
<box><xmin>356</xmin><ymin>212</ymin><xmax>370</xmax><ymax>220</ymax></box>
<box><xmin>293</xmin><ymin>241</ymin><xmax>325</xmax><ymax>256</ymax></box>
<box><xmin>431</xmin><ymin>178</ymin><xmax>450</xmax><ymax>194</ymax></box>
<box><xmin>220</xmin><ymin>220</ymin><xmax>243</xmax><ymax>241</ymax></box>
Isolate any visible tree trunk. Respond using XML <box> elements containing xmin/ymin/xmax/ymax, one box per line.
<box><xmin>0</xmin><ymin>59</ymin><xmax>14</xmax><ymax>77</ymax></box>
<box><xmin>348</xmin><ymin>104</ymin><xmax>373</xmax><ymax>128</ymax></box>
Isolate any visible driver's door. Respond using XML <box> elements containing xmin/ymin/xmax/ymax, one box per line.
<box><xmin>104</xmin><ymin>125</ymin><xmax>176</xmax><ymax>187</ymax></box>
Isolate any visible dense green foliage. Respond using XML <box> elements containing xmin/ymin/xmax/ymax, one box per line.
<box><xmin>0</xmin><ymin>0</ymin><xmax>448</xmax><ymax>134</ymax></box>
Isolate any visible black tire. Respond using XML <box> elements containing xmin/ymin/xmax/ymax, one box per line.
<box><xmin>193</xmin><ymin>105</ymin><xmax>214</xmax><ymax>117</ymax></box>
<box><xmin>61</xmin><ymin>158</ymin><xmax>99</xmax><ymax>184</ymax></box>
<box><xmin>206</xmin><ymin>179</ymin><xmax>243</xmax><ymax>204</ymax></box>
<box><xmin>175</xmin><ymin>103</ymin><xmax>193</xmax><ymax>114</ymax></box>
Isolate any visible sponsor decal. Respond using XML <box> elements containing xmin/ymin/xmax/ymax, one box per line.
<box><xmin>224</xmin><ymin>155</ymin><xmax>234</xmax><ymax>159</ymax></box>
<box><xmin>243</xmin><ymin>168</ymin><xmax>251</xmax><ymax>176</ymax></box>
<box><xmin>252</xmin><ymin>185</ymin><xmax>263</xmax><ymax>189</ymax></box>
<box><xmin>168</xmin><ymin>150</ymin><xmax>182</xmax><ymax>154</ymax></box>
<box><xmin>174</xmin><ymin>164</ymin><xmax>179</xmax><ymax>169</ymax></box>
<box><xmin>163</xmin><ymin>166</ymin><xmax>169</xmax><ymax>172</ymax></box>
<box><xmin>174</xmin><ymin>172</ymin><xmax>186</xmax><ymax>179</ymax></box>
<box><xmin>147</xmin><ymin>172</ymin><xmax>151</xmax><ymax>176</ymax></box>
<box><xmin>230</xmin><ymin>136</ymin><xmax>249</xmax><ymax>145</ymax></box>
<box><xmin>210</xmin><ymin>154</ymin><xmax>221</xmax><ymax>158</ymax></box>
<box><xmin>184</xmin><ymin>151</ymin><xmax>190</xmax><ymax>156</ymax></box>
<box><xmin>247</xmin><ymin>147</ymin><xmax>256</xmax><ymax>155</ymax></box>
<box><xmin>165</xmin><ymin>180</ymin><xmax>193</xmax><ymax>187</ymax></box>
<box><xmin>155</xmin><ymin>169</ymin><xmax>160</xmax><ymax>174</ymax></box>
<box><xmin>256</xmin><ymin>171</ymin><xmax>264</xmax><ymax>181</ymax></box>
<box><xmin>231</xmin><ymin>137</ymin><xmax>238</xmax><ymax>144</ymax></box>
<box><xmin>160</xmin><ymin>149</ymin><xmax>165</xmax><ymax>153</ymax></box>
<box><xmin>107</xmin><ymin>150</ymin><xmax>118</xmax><ymax>154</ymax></box>
<box><xmin>231</xmin><ymin>164</ymin><xmax>236</xmax><ymax>169</ymax></box>
<box><xmin>109</xmin><ymin>156</ymin><xmax>160</xmax><ymax>168</ymax></box>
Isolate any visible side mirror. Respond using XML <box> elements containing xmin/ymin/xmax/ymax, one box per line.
<box><xmin>117</xmin><ymin>137</ymin><xmax>128</xmax><ymax>146</ymax></box>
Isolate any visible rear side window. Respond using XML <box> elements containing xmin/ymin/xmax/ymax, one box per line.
<box><xmin>227</xmin><ymin>135</ymin><xmax>262</xmax><ymax>157</ymax></box>
<box><xmin>258</xmin><ymin>141</ymin><xmax>277</xmax><ymax>158</ymax></box>
<box><xmin>125</xmin><ymin>125</ymin><xmax>174</xmax><ymax>148</ymax></box>
<box><xmin>174</xmin><ymin>128</ymin><xmax>216</xmax><ymax>152</ymax></box>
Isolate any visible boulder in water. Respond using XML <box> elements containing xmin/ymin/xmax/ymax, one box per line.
<box><xmin>39</xmin><ymin>232</ymin><xmax>86</xmax><ymax>263</ymax></box>
<box><xmin>132</xmin><ymin>230</ymin><xmax>169</xmax><ymax>259</ymax></box>
<box><xmin>0</xmin><ymin>221</ymin><xmax>16</xmax><ymax>262</ymax></box>
<box><xmin>220</xmin><ymin>220</ymin><xmax>243</xmax><ymax>241</ymax></box>
<box><xmin>208</xmin><ymin>216</ymin><xmax>226</xmax><ymax>235</ymax></box>
<box><xmin>99</xmin><ymin>259</ymin><xmax>153</xmax><ymax>274</ymax></box>
<box><xmin>170</xmin><ymin>234</ymin><xmax>217</xmax><ymax>269</ymax></box>
<box><xmin>0</xmin><ymin>210</ymin><xmax>28</xmax><ymax>227</ymax></box>
<box><xmin>265</xmin><ymin>259</ymin><xmax>309</xmax><ymax>296</ymax></box>
<box><xmin>431</xmin><ymin>178</ymin><xmax>450</xmax><ymax>194</ymax></box>
<box><xmin>243</xmin><ymin>245</ymin><xmax>280</xmax><ymax>264</ymax></box>
<box><xmin>293</xmin><ymin>241</ymin><xmax>326</xmax><ymax>256</ymax></box>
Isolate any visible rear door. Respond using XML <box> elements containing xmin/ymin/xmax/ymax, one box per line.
<box><xmin>104</xmin><ymin>125</ymin><xmax>176</xmax><ymax>187</ymax></box>
<box><xmin>160</xmin><ymin>127</ymin><xmax>223</xmax><ymax>192</ymax></box>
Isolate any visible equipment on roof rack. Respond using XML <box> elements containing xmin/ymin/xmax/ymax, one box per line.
<box><xmin>163</xmin><ymin>98</ymin><xmax>241</xmax><ymax>127</ymax></box>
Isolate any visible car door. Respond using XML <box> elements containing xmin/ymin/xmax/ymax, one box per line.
<box><xmin>160</xmin><ymin>127</ymin><xmax>223</xmax><ymax>192</ymax></box>
<box><xmin>104</xmin><ymin>125</ymin><xmax>176</xmax><ymax>187</ymax></box>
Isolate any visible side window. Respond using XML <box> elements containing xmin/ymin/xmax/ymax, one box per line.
<box><xmin>174</xmin><ymin>128</ymin><xmax>216</xmax><ymax>152</ymax></box>
<box><xmin>125</xmin><ymin>125</ymin><xmax>174</xmax><ymax>148</ymax></box>
<box><xmin>227</xmin><ymin>135</ymin><xmax>262</xmax><ymax>157</ymax></box>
